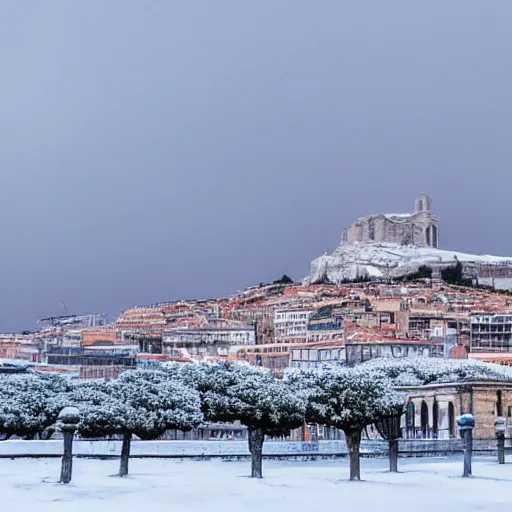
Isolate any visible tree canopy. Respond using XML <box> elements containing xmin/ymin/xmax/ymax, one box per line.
<box><xmin>0</xmin><ymin>372</ymin><xmax>70</xmax><ymax>440</ymax></box>
<box><xmin>273</xmin><ymin>274</ymin><xmax>294</xmax><ymax>285</ymax></box>
<box><xmin>165</xmin><ymin>362</ymin><xmax>305</xmax><ymax>477</ymax></box>
<box><xmin>72</xmin><ymin>370</ymin><xmax>203</xmax><ymax>439</ymax></box>
<box><xmin>71</xmin><ymin>369</ymin><xmax>203</xmax><ymax>476</ymax></box>
<box><xmin>286</xmin><ymin>365</ymin><xmax>404</xmax><ymax>480</ymax></box>
<box><xmin>358</xmin><ymin>358</ymin><xmax>512</xmax><ymax>387</ymax></box>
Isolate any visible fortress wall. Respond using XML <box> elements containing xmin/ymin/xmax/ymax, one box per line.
<box><xmin>346</xmin><ymin>215</ymin><xmax>435</xmax><ymax>246</ymax></box>
<box><xmin>343</xmin><ymin>195</ymin><xmax>438</xmax><ymax>248</ymax></box>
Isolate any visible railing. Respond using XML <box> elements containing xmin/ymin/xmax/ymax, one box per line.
<box><xmin>1</xmin><ymin>438</ymin><xmax>511</xmax><ymax>459</ymax></box>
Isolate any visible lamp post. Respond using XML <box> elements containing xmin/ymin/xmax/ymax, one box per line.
<box><xmin>494</xmin><ymin>417</ymin><xmax>506</xmax><ymax>465</ymax></box>
<box><xmin>58</xmin><ymin>406</ymin><xmax>80</xmax><ymax>484</ymax></box>
<box><xmin>457</xmin><ymin>413</ymin><xmax>475</xmax><ymax>477</ymax></box>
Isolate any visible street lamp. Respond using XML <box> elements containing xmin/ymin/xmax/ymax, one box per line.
<box><xmin>494</xmin><ymin>417</ymin><xmax>506</xmax><ymax>465</ymax></box>
<box><xmin>457</xmin><ymin>413</ymin><xmax>475</xmax><ymax>478</ymax></box>
<box><xmin>58</xmin><ymin>406</ymin><xmax>80</xmax><ymax>484</ymax></box>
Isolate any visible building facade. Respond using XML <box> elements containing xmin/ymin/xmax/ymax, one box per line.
<box><xmin>346</xmin><ymin>340</ymin><xmax>444</xmax><ymax>366</ymax></box>
<box><xmin>274</xmin><ymin>309</ymin><xmax>313</xmax><ymax>343</ymax></box>
<box><xmin>306</xmin><ymin>305</ymin><xmax>345</xmax><ymax>343</ymax></box>
<box><xmin>341</xmin><ymin>193</ymin><xmax>439</xmax><ymax>247</ymax></box>
<box><xmin>400</xmin><ymin>381</ymin><xmax>512</xmax><ymax>439</ymax></box>
<box><xmin>471</xmin><ymin>315</ymin><xmax>512</xmax><ymax>352</ymax></box>
<box><xmin>162</xmin><ymin>328</ymin><xmax>255</xmax><ymax>357</ymax></box>
<box><xmin>290</xmin><ymin>345</ymin><xmax>345</xmax><ymax>370</ymax></box>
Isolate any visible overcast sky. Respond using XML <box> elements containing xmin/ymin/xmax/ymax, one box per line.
<box><xmin>1</xmin><ymin>2</ymin><xmax>511</xmax><ymax>331</ymax></box>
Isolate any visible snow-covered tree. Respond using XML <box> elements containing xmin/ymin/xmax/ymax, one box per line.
<box><xmin>0</xmin><ymin>372</ymin><xmax>70</xmax><ymax>440</ymax></box>
<box><xmin>286</xmin><ymin>366</ymin><xmax>403</xmax><ymax>480</ymax></box>
<box><xmin>71</xmin><ymin>369</ymin><xmax>203</xmax><ymax>477</ymax></box>
<box><xmin>167</xmin><ymin>362</ymin><xmax>306</xmax><ymax>478</ymax></box>
<box><xmin>358</xmin><ymin>358</ymin><xmax>512</xmax><ymax>387</ymax></box>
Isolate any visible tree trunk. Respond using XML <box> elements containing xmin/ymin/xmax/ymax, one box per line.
<box><xmin>389</xmin><ymin>439</ymin><xmax>399</xmax><ymax>473</ymax></box>
<box><xmin>249</xmin><ymin>428</ymin><xmax>264</xmax><ymax>479</ymax></box>
<box><xmin>345</xmin><ymin>429</ymin><xmax>361</xmax><ymax>481</ymax></box>
<box><xmin>119</xmin><ymin>433</ymin><xmax>132</xmax><ymax>477</ymax></box>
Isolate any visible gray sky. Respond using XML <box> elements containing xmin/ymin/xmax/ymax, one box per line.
<box><xmin>1</xmin><ymin>1</ymin><xmax>511</xmax><ymax>332</ymax></box>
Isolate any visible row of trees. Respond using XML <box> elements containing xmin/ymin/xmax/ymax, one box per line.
<box><xmin>0</xmin><ymin>362</ymin><xmax>410</xmax><ymax>480</ymax></box>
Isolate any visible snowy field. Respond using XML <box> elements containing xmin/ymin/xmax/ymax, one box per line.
<box><xmin>2</xmin><ymin>456</ymin><xmax>512</xmax><ymax>511</ymax></box>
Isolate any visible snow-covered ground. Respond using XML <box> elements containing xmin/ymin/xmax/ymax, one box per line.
<box><xmin>2</xmin><ymin>456</ymin><xmax>512</xmax><ymax>511</ymax></box>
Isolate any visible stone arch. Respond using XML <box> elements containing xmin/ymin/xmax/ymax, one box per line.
<box><xmin>421</xmin><ymin>401</ymin><xmax>429</xmax><ymax>438</ymax></box>
<box><xmin>426</xmin><ymin>226</ymin><xmax>431</xmax><ymax>246</ymax></box>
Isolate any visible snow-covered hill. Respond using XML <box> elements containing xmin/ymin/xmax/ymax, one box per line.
<box><xmin>304</xmin><ymin>242</ymin><xmax>512</xmax><ymax>284</ymax></box>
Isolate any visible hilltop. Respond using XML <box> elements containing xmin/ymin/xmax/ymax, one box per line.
<box><xmin>305</xmin><ymin>242</ymin><xmax>512</xmax><ymax>288</ymax></box>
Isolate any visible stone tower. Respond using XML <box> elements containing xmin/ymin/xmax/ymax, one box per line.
<box><xmin>414</xmin><ymin>193</ymin><xmax>432</xmax><ymax>214</ymax></box>
<box><xmin>412</xmin><ymin>193</ymin><xmax>439</xmax><ymax>247</ymax></box>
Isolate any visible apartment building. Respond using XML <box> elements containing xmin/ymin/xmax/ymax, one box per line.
<box><xmin>163</xmin><ymin>327</ymin><xmax>255</xmax><ymax>357</ymax></box>
<box><xmin>274</xmin><ymin>308</ymin><xmax>313</xmax><ymax>343</ymax></box>
<box><xmin>470</xmin><ymin>315</ymin><xmax>512</xmax><ymax>352</ymax></box>
<box><xmin>290</xmin><ymin>345</ymin><xmax>345</xmax><ymax>370</ymax></box>
<box><xmin>306</xmin><ymin>305</ymin><xmax>344</xmax><ymax>343</ymax></box>
<box><xmin>346</xmin><ymin>339</ymin><xmax>444</xmax><ymax>366</ymax></box>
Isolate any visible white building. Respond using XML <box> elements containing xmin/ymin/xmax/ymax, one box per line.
<box><xmin>62</xmin><ymin>329</ymin><xmax>83</xmax><ymax>347</ymax></box>
<box><xmin>470</xmin><ymin>314</ymin><xmax>512</xmax><ymax>352</ymax></box>
<box><xmin>163</xmin><ymin>328</ymin><xmax>255</xmax><ymax>357</ymax></box>
<box><xmin>290</xmin><ymin>345</ymin><xmax>345</xmax><ymax>370</ymax></box>
<box><xmin>274</xmin><ymin>309</ymin><xmax>313</xmax><ymax>343</ymax></box>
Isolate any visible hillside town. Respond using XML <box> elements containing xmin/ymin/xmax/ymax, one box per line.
<box><xmin>2</xmin><ymin>279</ymin><xmax>512</xmax><ymax>374</ymax></box>
<box><xmin>5</xmin><ymin>3</ymin><xmax>512</xmax><ymax>507</ymax></box>
<box><xmin>4</xmin><ymin>195</ymin><xmax>512</xmax><ymax>446</ymax></box>
<box><xmin>3</xmin><ymin>195</ymin><xmax>512</xmax><ymax>380</ymax></box>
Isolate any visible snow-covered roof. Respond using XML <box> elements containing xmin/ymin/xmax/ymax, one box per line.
<box><xmin>383</xmin><ymin>213</ymin><xmax>413</xmax><ymax>222</ymax></box>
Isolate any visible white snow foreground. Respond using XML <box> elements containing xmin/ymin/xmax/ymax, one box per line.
<box><xmin>2</xmin><ymin>457</ymin><xmax>512</xmax><ymax>512</ymax></box>
<box><xmin>305</xmin><ymin>241</ymin><xmax>512</xmax><ymax>284</ymax></box>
